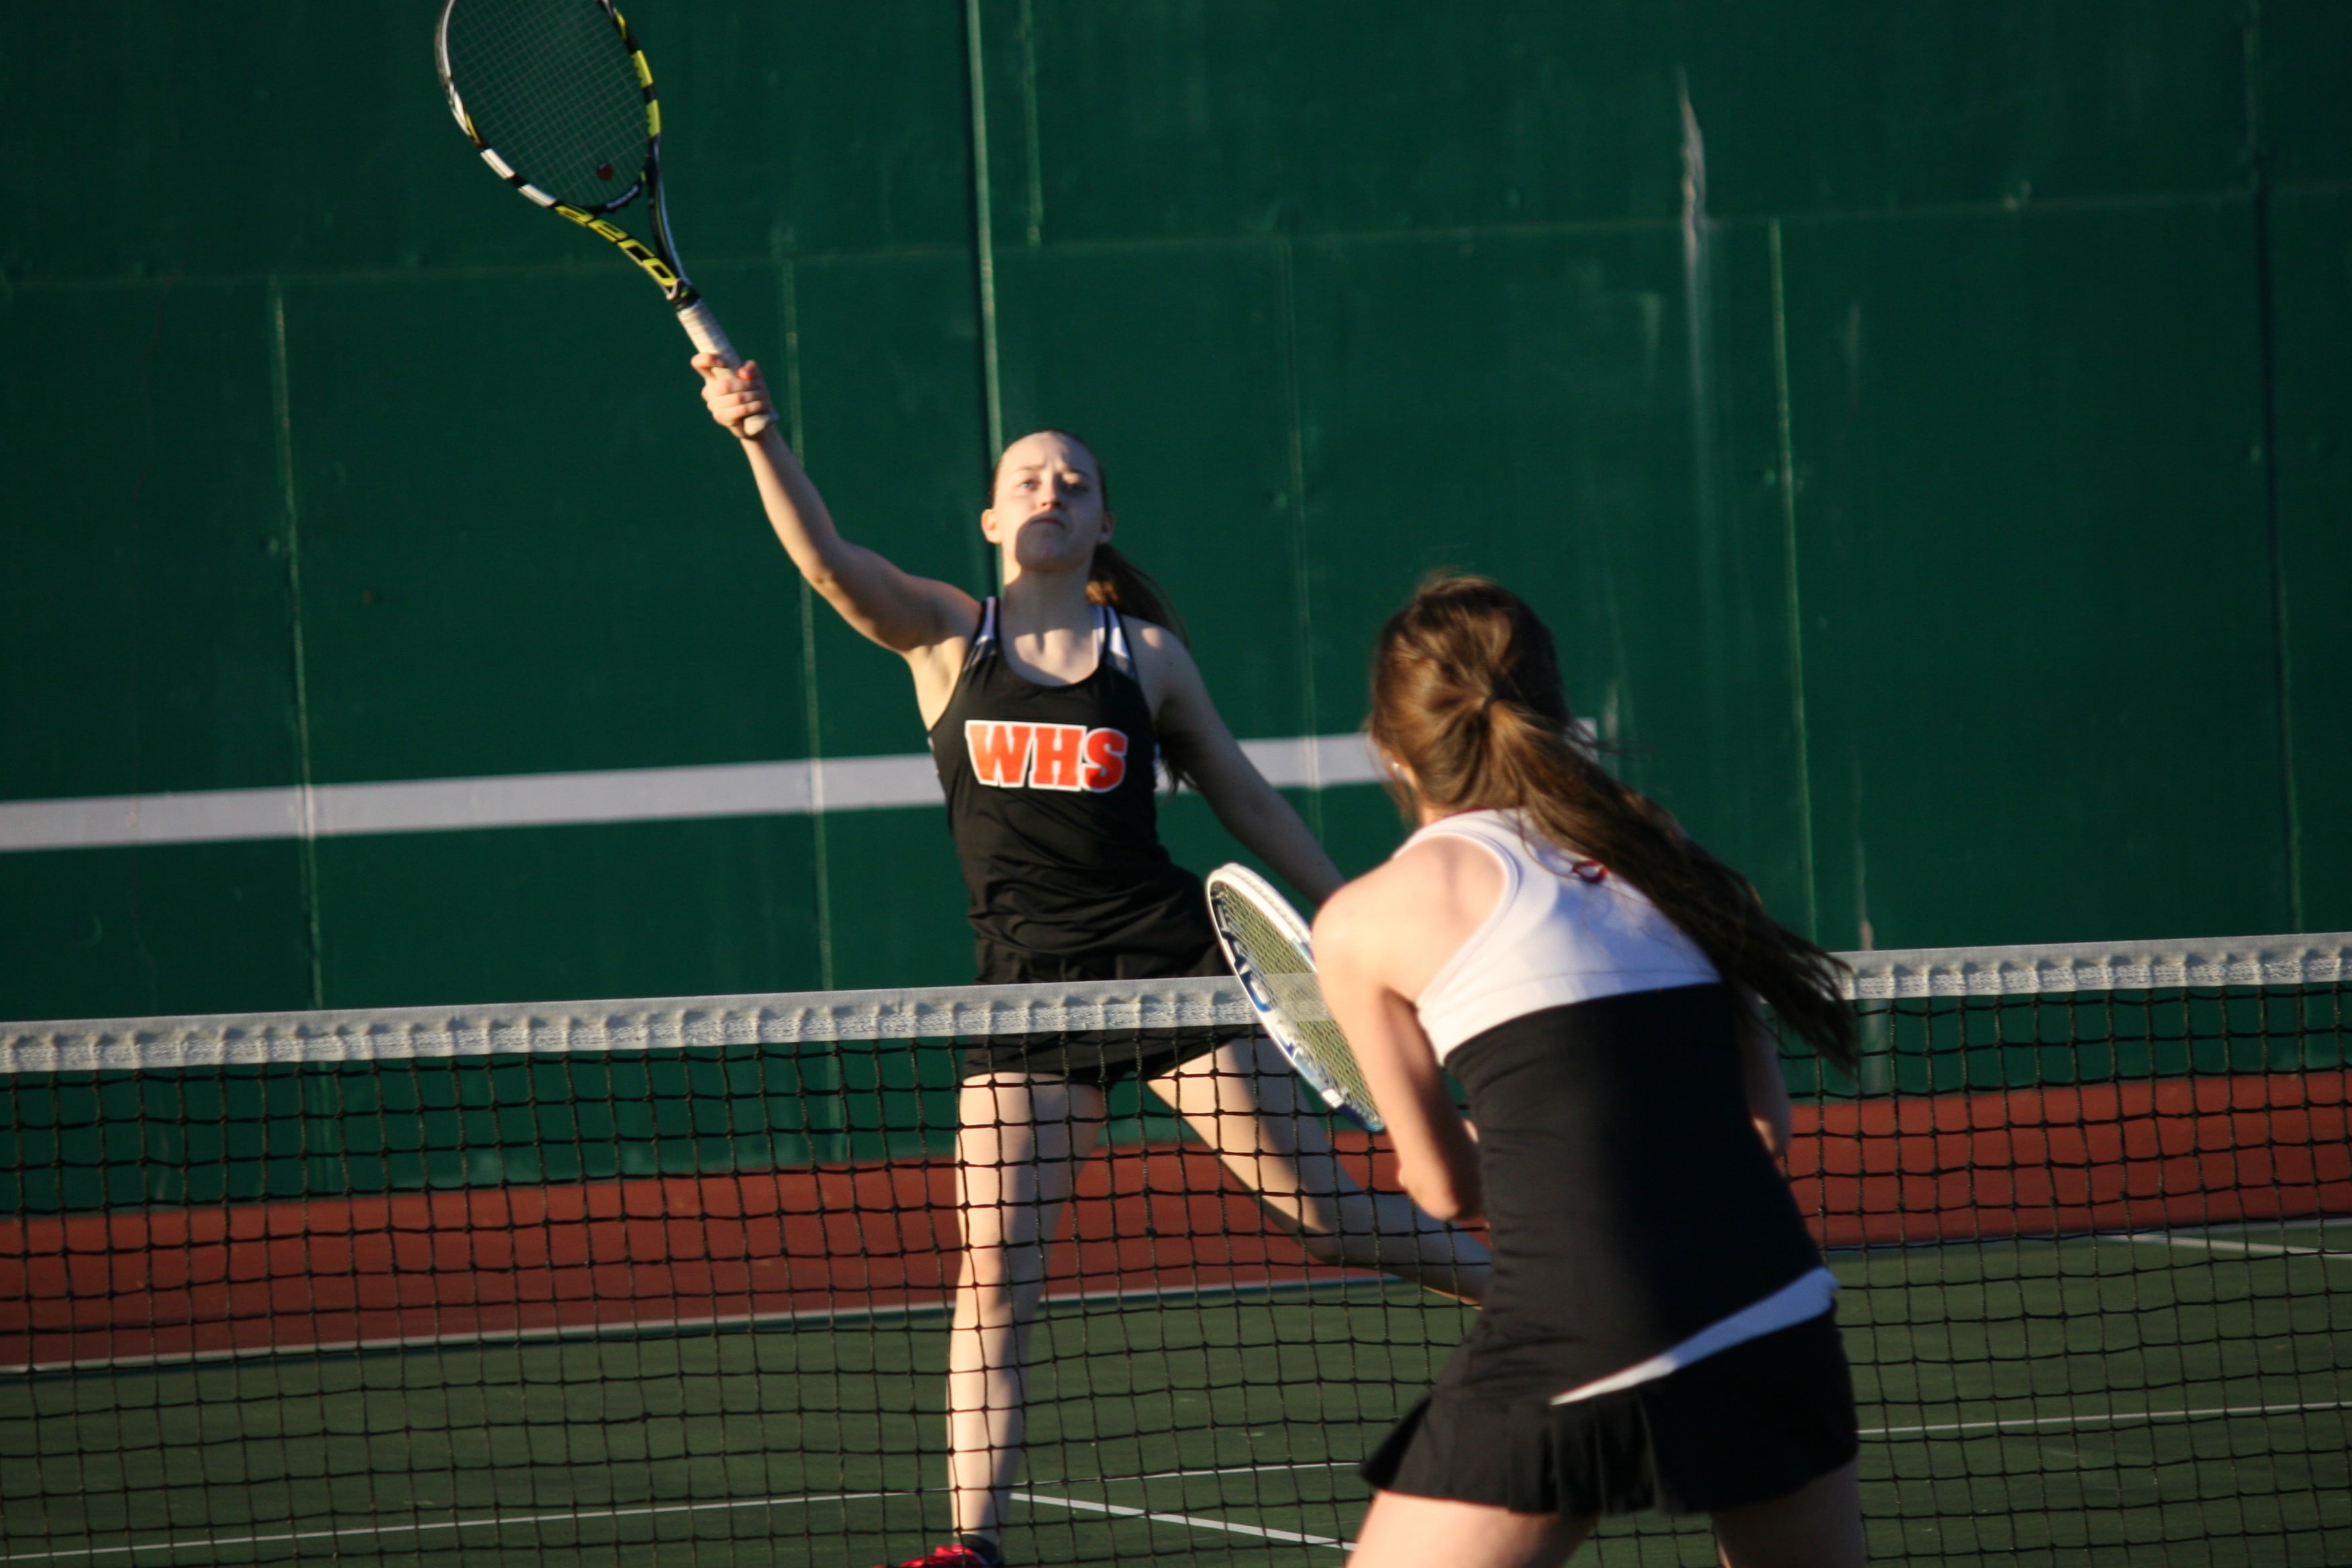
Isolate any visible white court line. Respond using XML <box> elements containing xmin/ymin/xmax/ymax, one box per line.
<box><xmin>0</xmin><ymin>1491</ymin><xmax>907</xmax><ymax>1564</ymax></box>
<box><xmin>1014</xmin><ymin>1490</ymin><xmax>1352</xmax><ymax>1551</ymax></box>
<box><xmin>2140</xmin><ymin>1214</ymin><xmax>2352</xmax><ymax>1240</ymax></box>
<box><xmin>1</xmin><ymin>1271</ymin><xmax>1391</xmax><ymax>1377</ymax></box>
<box><xmin>1126</xmin><ymin>1461</ymin><xmax>1356</xmax><ymax>1481</ymax></box>
<box><xmin>1824</xmin><ymin>1220</ymin><xmax>2352</xmax><ymax>1260</ymax></box>
<box><xmin>1866</xmin><ymin>1394</ymin><xmax>2352</xmax><ymax>1440</ymax></box>
<box><xmin>1</xmin><ymin>1476</ymin><xmax>1359</xmax><ymax>1566</ymax></box>
<box><xmin>2118</xmin><ymin>1232</ymin><xmax>2352</xmax><ymax>1261</ymax></box>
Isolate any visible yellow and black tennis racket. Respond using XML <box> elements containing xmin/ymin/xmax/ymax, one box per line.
<box><xmin>1206</xmin><ymin>864</ymin><xmax>1384</xmax><ymax>1132</ymax></box>
<box><xmin>434</xmin><ymin>0</ymin><xmax>769</xmax><ymax>436</ymax></box>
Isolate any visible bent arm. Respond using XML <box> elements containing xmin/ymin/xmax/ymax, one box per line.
<box><xmin>695</xmin><ymin>354</ymin><xmax>974</xmax><ymax>653</ymax></box>
<box><xmin>1316</xmin><ymin>887</ymin><xmax>1483</xmax><ymax>1221</ymax></box>
<box><xmin>1146</xmin><ymin>638</ymin><xmax>1343</xmax><ymax>904</ymax></box>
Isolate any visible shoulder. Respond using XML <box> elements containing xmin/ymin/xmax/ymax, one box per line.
<box><xmin>1308</xmin><ymin>872</ymin><xmax>1390</xmax><ymax>973</ymax></box>
<box><xmin>907</xmin><ymin>589</ymin><xmax>991</xmax><ymax>727</ymax></box>
<box><xmin>882</xmin><ymin>576</ymin><xmax>987</xmax><ymax>658</ymax></box>
<box><xmin>1122</xmin><ymin>614</ymin><xmax>1192</xmax><ymax>669</ymax></box>
<box><xmin>905</xmin><ymin>583</ymin><xmax>988</xmax><ymax>666</ymax></box>
<box><xmin>1388</xmin><ymin>828</ymin><xmax>1507</xmax><ymax>912</ymax></box>
<box><xmin>1119</xmin><ymin>614</ymin><xmax>1209</xmax><ymax>718</ymax></box>
<box><xmin>1313</xmin><ymin>831</ymin><xmax>1499</xmax><ymax>964</ymax></box>
<box><xmin>930</xmin><ymin>583</ymin><xmax>989</xmax><ymax>643</ymax></box>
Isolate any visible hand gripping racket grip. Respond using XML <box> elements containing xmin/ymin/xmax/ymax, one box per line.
<box><xmin>677</xmin><ymin>298</ymin><xmax>772</xmax><ymax>438</ymax></box>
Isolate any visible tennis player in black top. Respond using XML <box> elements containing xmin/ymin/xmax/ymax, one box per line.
<box><xmin>694</xmin><ymin>356</ymin><xmax>1491</xmax><ymax>1568</ymax></box>
<box><xmin>1315</xmin><ymin>579</ymin><xmax>1865</xmax><ymax>1567</ymax></box>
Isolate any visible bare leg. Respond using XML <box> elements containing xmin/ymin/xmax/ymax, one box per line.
<box><xmin>947</xmin><ymin>1073</ymin><xmax>1108</xmax><ymax>1544</ymax></box>
<box><xmin>1146</xmin><ymin>1034</ymin><xmax>1491</xmax><ymax>1302</ymax></box>
<box><xmin>1351</xmin><ymin>1490</ymin><xmax>1593</xmax><ymax>1568</ymax></box>
<box><xmin>1711</xmin><ymin>1461</ymin><xmax>1866</xmax><ymax>1568</ymax></box>
<box><xmin>1353</xmin><ymin>1462</ymin><xmax>1865</xmax><ymax>1568</ymax></box>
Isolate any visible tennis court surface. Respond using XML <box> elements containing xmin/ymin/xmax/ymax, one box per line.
<box><xmin>4</xmin><ymin>936</ymin><xmax>2346</xmax><ymax>1565</ymax></box>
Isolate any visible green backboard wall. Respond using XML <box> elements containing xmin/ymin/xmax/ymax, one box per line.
<box><xmin>3</xmin><ymin>2</ymin><xmax>2345</xmax><ymax>1021</ymax></box>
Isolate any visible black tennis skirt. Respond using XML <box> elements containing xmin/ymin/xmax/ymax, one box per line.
<box><xmin>1362</xmin><ymin>1310</ymin><xmax>1859</xmax><ymax>1518</ymax></box>
<box><xmin>958</xmin><ymin>933</ymin><xmax>1246</xmax><ymax>1085</ymax></box>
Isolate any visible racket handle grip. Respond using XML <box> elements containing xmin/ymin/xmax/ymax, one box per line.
<box><xmin>677</xmin><ymin>297</ymin><xmax>772</xmax><ymax>438</ymax></box>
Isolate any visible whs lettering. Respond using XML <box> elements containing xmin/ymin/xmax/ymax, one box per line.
<box><xmin>966</xmin><ymin>721</ymin><xmax>1130</xmax><ymax>792</ymax></box>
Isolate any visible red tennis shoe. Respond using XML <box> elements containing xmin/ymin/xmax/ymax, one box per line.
<box><xmin>873</xmin><ymin>1546</ymin><xmax>1001</xmax><ymax>1568</ymax></box>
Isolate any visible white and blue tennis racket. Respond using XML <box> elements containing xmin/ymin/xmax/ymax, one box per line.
<box><xmin>1205</xmin><ymin>864</ymin><xmax>1383</xmax><ymax>1132</ymax></box>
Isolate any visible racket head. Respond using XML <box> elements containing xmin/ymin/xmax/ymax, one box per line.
<box><xmin>1205</xmin><ymin>864</ymin><xmax>1384</xmax><ymax>1132</ymax></box>
<box><xmin>436</xmin><ymin>0</ymin><xmax>654</xmax><ymax>214</ymax></box>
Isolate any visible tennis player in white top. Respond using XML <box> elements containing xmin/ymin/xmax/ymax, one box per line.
<box><xmin>1315</xmin><ymin>578</ymin><xmax>1867</xmax><ymax>1568</ymax></box>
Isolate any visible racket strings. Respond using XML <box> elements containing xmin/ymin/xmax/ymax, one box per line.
<box><xmin>1218</xmin><ymin>896</ymin><xmax>1379</xmax><ymax>1116</ymax></box>
<box><xmin>444</xmin><ymin>0</ymin><xmax>650</xmax><ymax>204</ymax></box>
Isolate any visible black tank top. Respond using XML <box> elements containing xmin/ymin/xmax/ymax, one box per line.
<box><xmin>928</xmin><ymin>597</ymin><xmax>1214</xmax><ymax>973</ymax></box>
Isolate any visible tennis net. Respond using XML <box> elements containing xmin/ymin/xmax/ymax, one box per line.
<box><xmin>2</xmin><ymin>934</ymin><xmax>2347</xmax><ymax>1566</ymax></box>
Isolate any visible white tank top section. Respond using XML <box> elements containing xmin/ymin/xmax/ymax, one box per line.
<box><xmin>1402</xmin><ymin>807</ymin><xmax>1720</xmax><ymax>1060</ymax></box>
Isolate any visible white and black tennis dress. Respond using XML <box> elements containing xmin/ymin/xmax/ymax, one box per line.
<box><xmin>928</xmin><ymin>597</ymin><xmax>1232</xmax><ymax>1081</ymax></box>
<box><xmin>1361</xmin><ymin>809</ymin><xmax>1857</xmax><ymax>1516</ymax></box>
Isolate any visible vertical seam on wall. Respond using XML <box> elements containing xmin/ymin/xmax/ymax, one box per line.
<box><xmin>1679</xmin><ymin>75</ymin><xmax>1725</xmax><ymax>792</ymax></box>
<box><xmin>964</xmin><ymin>0</ymin><xmax>1006</xmax><ymax>471</ymax></box>
<box><xmin>268</xmin><ymin>279</ymin><xmax>325</xmax><ymax>1008</ymax></box>
<box><xmin>1018</xmin><ymin>0</ymin><xmax>1043</xmax><ymax>248</ymax></box>
<box><xmin>2245</xmin><ymin>0</ymin><xmax>2304</xmax><ymax>928</ymax></box>
<box><xmin>1767</xmin><ymin>222</ymin><xmax>1820</xmax><ymax>941</ymax></box>
<box><xmin>780</xmin><ymin>255</ymin><xmax>834</xmax><ymax>989</ymax></box>
<box><xmin>1273</xmin><ymin>236</ymin><xmax>1325</xmax><ymax>838</ymax></box>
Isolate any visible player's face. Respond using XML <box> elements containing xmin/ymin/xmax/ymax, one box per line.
<box><xmin>983</xmin><ymin>432</ymin><xmax>1112</xmax><ymax>575</ymax></box>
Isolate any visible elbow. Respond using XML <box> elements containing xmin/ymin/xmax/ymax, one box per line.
<box><xmin>809</xmin><ymin>571</ymin><xmax>869</xmax><ymax>626</ymax></box>
<box><xmin>1402</xmin><ymin>1165</ymin><xmax>1480</xmax><ymax>1224</ymax></box>
<box><xmin>1193</xmin><ymin>765</ymin><xmax>1277</xmax><ymax>823</ymax></box>
<box><xmin>1418</xmin><ymin>1191</ymin><xmax>1467</xmax><ymax>1224</ymax></box>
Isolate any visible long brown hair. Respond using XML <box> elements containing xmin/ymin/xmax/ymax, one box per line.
<box><xmin>1368</xmin><ymin>576</ymin><xmax>1856</xmax><ymax>1071</ymax></box>
<box><xmin>989</xmin><ymin>430</ymin><xmax>1190</xmax><ymax>646</ymax></box>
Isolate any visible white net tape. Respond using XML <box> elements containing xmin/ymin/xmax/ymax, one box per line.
<box><xmin>5</xmin><ymin>934</ymin><xmax>2347</xmax><ymax>1075</ymax></box>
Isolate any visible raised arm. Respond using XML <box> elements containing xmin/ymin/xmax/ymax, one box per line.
<box><xmin>1138</xmin><ymin>628</ymin><xmax>1344</xmax><ymax>905</ymax></box>
<box><xmin>695</xmin><ymin>354</ymin><xmax>975</xmax><ymax>655</ymax></box>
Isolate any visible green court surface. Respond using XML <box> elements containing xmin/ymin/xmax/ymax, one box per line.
<box><xmin>3</xmin><ymin>1222</ymin><xmax>2347</xmax><ymax>1567</ymax></box>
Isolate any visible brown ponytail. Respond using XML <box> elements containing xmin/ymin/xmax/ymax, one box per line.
<box><xmin>1085</xmin><ymin>542</ymin><xmax>1190</xmax><ymax>646</ymax></box>
<box><xmin>1368</xmin><ymin>576</ymin><xmax>1857</xmax><ymax>1073</ymax></box>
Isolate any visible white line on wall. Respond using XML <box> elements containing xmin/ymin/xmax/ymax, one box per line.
<box><xmin>0</xmin><ymin>734</ymin><xmax>1382</xmax><ymax>854</ymax></box>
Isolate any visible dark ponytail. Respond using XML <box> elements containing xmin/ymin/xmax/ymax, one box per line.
<box><xmin>1085</xmin><ymin>542</ymin><xmax>1189</xmax><ymax>646</ymax></box>
<box><xmin>1368</xmin><ymin>575</ymin><xmax>1857</xmax><ymax>1073</ymax></box>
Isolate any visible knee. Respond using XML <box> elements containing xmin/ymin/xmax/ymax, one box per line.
<box><xmin>957</xmin><ymin>1243</ymin><xmax>1048</xmax><ymax>1303</ymax></box>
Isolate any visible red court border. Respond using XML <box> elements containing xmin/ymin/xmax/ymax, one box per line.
<box><xmin>3</xmin><ymin>1069</ymin><xmax>2345</xmax><ymax>1369</ymax></box>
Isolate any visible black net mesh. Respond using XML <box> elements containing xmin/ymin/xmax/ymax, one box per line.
<box><xmin>1</xmin><ymin>940</ymin><xmax>2346</xmax><ymax>1565</ymax></box>
<box><xmin>440</xmin><ymin>0</ymin><xmax>650</xmax><ymax>206</ymax></box>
